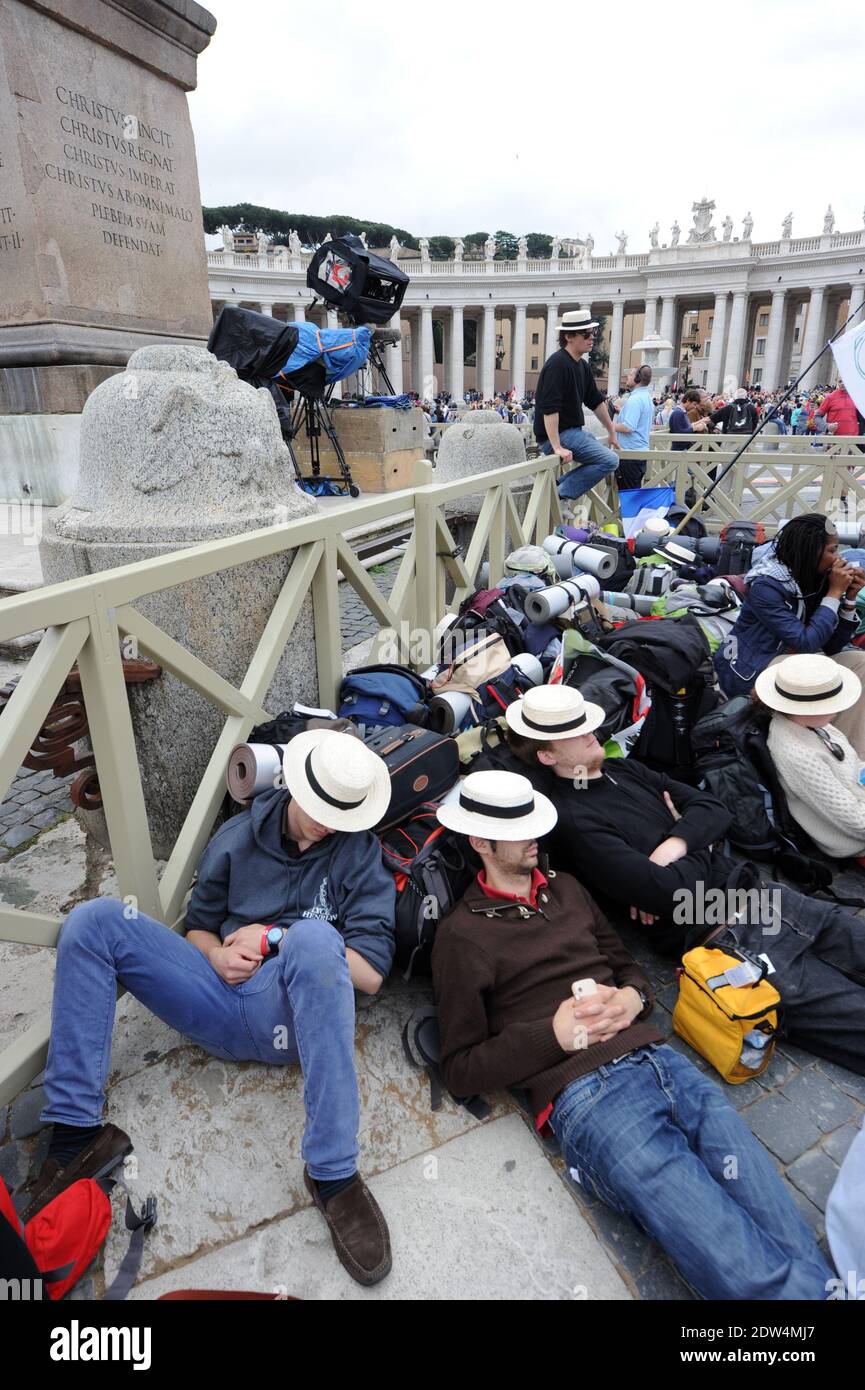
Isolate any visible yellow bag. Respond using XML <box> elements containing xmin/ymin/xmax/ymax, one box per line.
<box><xmin>673</xmin><ymin>945</ymin><xmax>780</xmax><ymax>1084</ymax></box>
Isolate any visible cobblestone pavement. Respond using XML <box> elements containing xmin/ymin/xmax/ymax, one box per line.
<box><xmin>339</xmin><ymin>555</ymin><xmax>402</xmax><ymax>649</ymax></box>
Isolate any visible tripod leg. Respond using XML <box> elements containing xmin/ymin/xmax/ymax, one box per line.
<box><xmin>319</xmin><ymin>401</ymin><xmax>358</xmax><ymax>495</ymax></box>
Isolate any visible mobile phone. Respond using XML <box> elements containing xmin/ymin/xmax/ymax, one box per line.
<box><xmin>571</xmin><ymin>979</ymin><xmax>597</xmax><ymax>1003</ymax></box>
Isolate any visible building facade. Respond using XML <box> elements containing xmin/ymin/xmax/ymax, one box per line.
<box><xmin>206</xmin><ymin>223</ymin><xmax>865</xmax><ymax>399</ymax></box>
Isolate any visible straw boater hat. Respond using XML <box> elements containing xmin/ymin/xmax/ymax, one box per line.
<box><xmin>505</xmin><ymin>684</ymin><xmax>605</xmax><ymax>741</ymax></box>
<box><xmin>755</xmin><ymin>654</ymin><xmax>861</xmax><ymax>718</ymax></box>
<box><xmin>653</xmin><ymin>540</ymin><xmax>695</xmax><ymax>567</ymax></box>
<box><xmin>555</xmin><ymin>308</ymin><xmax>600</xmax><ymax>334</ymax></box>
<box><xmin>436</xmin><ymin>770</ymin><xmax>557</xmax><ymax>841</ymax></box>
<box><xmin>282</xmin><ymin>729</ymin><xmax>391</xmax><ymax>831</ymax></box>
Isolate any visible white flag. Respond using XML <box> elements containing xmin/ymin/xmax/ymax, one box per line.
<box><xmin>830</xmin><ymin>318</ymin><xmax>865</xmax><ymax>418</ymax></box>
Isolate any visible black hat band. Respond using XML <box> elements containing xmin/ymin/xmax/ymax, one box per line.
<box><xmin>521</xmin><ymin>709</ymin><xmax>588</xmax><ymax>733</ymax></box>
<box><xmin>460</xmin><ymin>792</ymin><xmax>535</xmax><ymax>819</ymax></box>
<box><xmin>304</xmin><ymin>750</ymin><xmax>367</xmax><ymax>810</ymax></box>
<box><xmin>773</xmin><ymin>679</ymin><xmax>843</xmax><ymax>703</ymax></box>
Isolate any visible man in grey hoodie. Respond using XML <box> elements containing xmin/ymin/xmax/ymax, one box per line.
<box><xmin>24</xmin><ymin>730</ymin><xmax>397</xmax><ymax>1287</ymax></box>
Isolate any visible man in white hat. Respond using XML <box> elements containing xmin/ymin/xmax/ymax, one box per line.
<box><xmin>532</xmin><ymin>309</ymin><xmax>620</xmax><ymax>502</ymax></box>
<box><xmin>502</xmin><ymin>684</ymin><xmax>865</xmax><ymax>1076</ymax></box>
<box><xmin>25</xmin><ymin>730</ymin><xmax>396</xmax><ymax>1287</ymax></box>
<box><xmin>432</xmin><ymin>770</ymin><xmax>832</xmax><ymax>1298</ymax></box>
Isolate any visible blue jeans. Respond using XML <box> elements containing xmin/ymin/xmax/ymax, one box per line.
<box><xmin>40</xmin><ymin>899</ymin><xmax>360</xmax><ymax>1180</ymax></box>
<box><xmin>550</xmin><ymin>1044</ymin><xmax>832</xmax><ymax>1300</ymax></box>
<box><xmin>541</xmin><ymin>428</ymin><xmax>619</xmax><ymax>500</ymax></box>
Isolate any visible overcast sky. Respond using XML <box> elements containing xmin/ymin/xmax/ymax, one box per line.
<box><xmin>189</xmin><ymin>0</ymin><xmax>865</xmax><ymax>254</ymax></box>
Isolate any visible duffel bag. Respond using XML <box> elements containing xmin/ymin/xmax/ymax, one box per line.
<box><xmin>338</xmin><ymin>664</ymin><xmax>430</xmax><ymax>729</ymax></box>
<box><xmin>363</xmin><ymin>725</ymin><xmax>460</xmax><ymax>832</ymax></box>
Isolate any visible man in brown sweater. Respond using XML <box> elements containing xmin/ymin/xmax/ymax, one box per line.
<box><xmin>432</xmin><ymin>769</ymin><xmax>833</xmax><ymax>1300</ymax></box>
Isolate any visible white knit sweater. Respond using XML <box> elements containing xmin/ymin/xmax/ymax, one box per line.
<box><xmin>767</xmin><ymin>715</ymin><xmax>865</xmax><ymax>858</ymax></box>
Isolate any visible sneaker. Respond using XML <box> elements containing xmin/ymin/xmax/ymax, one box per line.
<box><xmin>304</xmin><ymin>1167</ymin><xmax>392</xmax><ymax>1286</ymax></box>
<box><xmin>21</xmin><ymin>1123</ymin><xmax>132</xmax><ymax>1224</ymax></box>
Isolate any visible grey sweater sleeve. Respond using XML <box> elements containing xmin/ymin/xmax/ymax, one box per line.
<box><xmin>331</xmin><ymin>832</ymin><xmax>396</xmax><ymax>978</ymax></box>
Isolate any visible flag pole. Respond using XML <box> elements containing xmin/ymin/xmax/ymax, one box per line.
<box><xmin>668</xmin><ymin>297</ymin><xmax>865</xmax><ymax>537</ymax></box>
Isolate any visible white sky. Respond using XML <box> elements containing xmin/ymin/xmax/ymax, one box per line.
<box><xmin>189</xmin><ymin>0</ymin><xmax>865</xmax><ymax>254</ymax></box>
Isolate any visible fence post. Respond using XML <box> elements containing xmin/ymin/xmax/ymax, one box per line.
<box><xmin>414</xmin><ymin>490</ymin><xmax>438</xmax><ymax>650</ymax></box>
<box><xmin>312</xmin><ymin>533</ymin><xmax>342</xmax><ymax>708</ymax></box>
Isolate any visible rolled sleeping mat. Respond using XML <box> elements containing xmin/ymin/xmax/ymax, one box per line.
<box><xmin>551</xmin><ymin>552</ymin><xmax>576</xmax><ymax>579</ymax></box>
<box><xmin>427</xmin><ymin>690</ymin><xmax>473</xmax><ymax>734</ymax></box>
<box><xmin>227</xmin><ymin>743</ymin><xmax>286</xmax><ymax>802</ymax></box>
<box><xmin>836</xmin><ymin>523</ymin><xmax>863</xmax><ymax>547</ymax></box>
<box><xmin>523</xmin><ymin>574</ymin><xmax>600</xmax><ymax>623</ymax></box>
<box><xmin>542</xmin><ymin>536</ymin><xmax>618</xmax><ymax>581</ymax></box>
<box><xmin>694</xmin><ymin>535</ymin><xmax>721</xmax><ymax>564</ymax></box>
<box><xmin>602</xmin><ymin>590</ymin><xmax>658</xmax><ymax>615</ymax></box>
<box><xmin>510</xmin><ymin>651</ymin><xmax>544</xmax><ymax>685</ymax></box>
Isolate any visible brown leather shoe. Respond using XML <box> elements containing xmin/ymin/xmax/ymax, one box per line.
<box><xmin>22</xmin><ymin>1123</ymin><xmax>132</xmax><ymax>1224</ymax></box>
<box><xmin>304</xmin><ymin>1168</ymin><xmax>392</xmax><ymax>1287</ymax></box>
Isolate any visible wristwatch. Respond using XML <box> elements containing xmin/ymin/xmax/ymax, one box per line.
<box><xmin>260</xmin><ymin>925</ymin><xmax>285</xmax><ymax>958</ymax></box>
<box><xmin>634</xmin><ymin>987</ymin><xmax>650</xmax><ymax>1016</ymax></box>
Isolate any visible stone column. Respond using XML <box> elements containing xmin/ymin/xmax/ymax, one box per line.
<box><xmin>706</xmin><ymin>291</ymin><xmax>729</xmax><ymax>393</ymax></box>
<box><xmin>607</xmin><ymin>300</ymin><xmax>625</xmax><ymax>394</ymax></box>
<box><xmin>849</xmin><ymin>281</ymin><xmax>865</xmax><ymax>328</ymax></box>
<box><xmin>293</xmin><ymin>303</ymin><xmax>306</xmax><ymax>322</ymax></box>
<box><xmin>722</xmin><ymin>290</ymin><xmax>750</xmax><ymax>390</ymax></box>
<box><xmin>259</xmin><ymin>303</ymin><xmax>273</xmax><ymax>316</ymax></box>
<box><xmin>449</xmin><ymin>304</ymin><xmax>464</xmax><ymax>399</ymax></box>
<box><xmin>482</xmin><ymin>303</ymin><xmax>496</xmax><ymax>400</ymax></box>
<box><xmin>384</xmin><ymin>313</ymin><xmax>403</xmax><ymax>394</ymax></box>
<box><xmin>409</xmin><ymin>316</ymin><xmax>422</xmax><ymax>396</ymax></box>
<box><xmin>761</xmin><ymin>289</ymin><xmax>788</xmax><ymax>392</ymax></box>
<box><xmin>546</xmin><ymin>304</ymin><xmax>559</xmax><ymax>360</ymax></box>
<box><xmin>658</xmin><ymin>295</ymin><xmax>677</xmax><ymax>382</ymax></box>
<box><xmin>512</xmin><ymin>305</ymin><xmax>527</xmax><ymax>399</ymax></box>
<box><xmin>799</xmin><ymin>286</ymin><xmax>827</xmax><ymax>390</ymax></box>
<box><xmin>644</xmin><ymin>297</ymin><xmax>659</xmax><ymax>336</ymax></box>
<box><xmin>420</xmin><ymin>304</ymin><xmax>435</xmax><ymax>401</ymax></box>
<box><xmin>326</xmin><ymin>309</ymin><xmax>342</xmax><ymax>399</ymax></box>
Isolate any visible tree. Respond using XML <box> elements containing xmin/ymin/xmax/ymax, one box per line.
<box><xmin>526</xmin><ymin>232</ymin><xmax>553</xmax><ymax>258</ymax></box>
<box><xmin>494</xmin><ymin>230</ymin><xmax>518</xmax><ymax>260</ymax></box>
<box><xmin>589</xmin><ymin>313</ymin><xmax>609</xmax><ymax>380</ymax></box>
<box><xmin>202</xmin><ymin>203</ymin><xmax>415</xmax><ymax>250</ymax></box>
<box><xmin>462</xmin><ymin>231</ymin><xmax>488</xmax><ymax>259</ymax></box>
<box><xmin>428</xmin><ymin>236</ymin><xmax>455</xmax><ymax>261</ymax></box>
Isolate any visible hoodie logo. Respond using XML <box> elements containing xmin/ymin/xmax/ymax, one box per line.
<box><xmin>302</xmin><ymin>875</ymin><xmax>336</xmax><ymax>923</ymax></box>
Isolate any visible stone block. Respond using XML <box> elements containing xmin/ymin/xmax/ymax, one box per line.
<box><xmin>814</xmin><ymin>1059</ymin><xmax>865</xmax><ymax>1104</ymax></box>
<box><xmin>3</xmin><ymin>824</ymin><xmax>36</xmax><ymax>849</ymax></box>
<box><xmin>0</xmin><ymin>0</ymin><xmax>216</xmax><ymax>369</ymax></box>
<box><xmin>822</xmin><ymin>1120</ymin><xmax>862</xmax><ymax>1166</ymax></box>
<box><xmin>587</xmin><ymin>1199</ymin><xmax>662</xmax><ymax>1279</ymax></box>
<box><xmin>126</xmin><ymin>1117</ymin><xmax>632</xmax><ymax>1302</ymax></box>
<box><xmin>11</xmin><ymin>1085</ymin><xmax>46</xmax><ymax>1138</ymax></box>
<box><xmin>0</xmin><ymin>365</ymin><xmax>121</xmax><ymax>415</ymax></box>
<box><xmin>0</xmin><ymin>1140</ymin><xmax>28</xmax><ymax>1191</ymax></box>
<box><xmin>634</xmin><ymin>1260</ymin><xmax>695</xmax><ymax>1301</ymax></box>
<box><xmin>316</xmin><ymin>408</ymin><xmax>426</xmax><ymax>494</ymax></box>
<box><xmin>782</xmin><ymin>1069</ymin><xmax>858</xmax><ymax>1133</ymax></box>
<box><xmin>786</xmin><ymin>1149</ymin><xmax>840</xmax><ymax>1213</ymax></box>
<box><xmin>745</xmin><ymin>1093</ymin><xmax>823</xmax><ymax>1164</ymax></box>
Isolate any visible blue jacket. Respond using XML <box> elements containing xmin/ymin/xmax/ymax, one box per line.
<box><xmin>184</xmin><ymin>788</ymin><xmax>395</xmax><ymax>977</ymax></box>
<box><xmin>713</xmin><ymin>553</ymin><xmax>857</xmax><ymax>698</ymax></box>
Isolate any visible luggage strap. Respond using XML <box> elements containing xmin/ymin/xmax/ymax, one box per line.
<box><xmin>100</xmin><ymin>1172</ymin><xmax>157</xmax><ymax>1301</ymax></box>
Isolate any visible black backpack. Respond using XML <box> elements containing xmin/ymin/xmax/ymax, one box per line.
<box><xmin>726</xmin><ymin>400</ymin><xmax>755</xmax><ymax>434</ymax></box>
<box><xmin>379</xmin><ymin>804</ymin><xmax>476</xmax><ymax>978</ymax></box>
<box><xmin>717</xmin><ymin>521</ymin><xmax>766</xmax><ymax>577</ymax></box>
<box><xmin>440</xmin><ymin>589</ymin><xmax>527</xmax><ymax>662</ymax></box>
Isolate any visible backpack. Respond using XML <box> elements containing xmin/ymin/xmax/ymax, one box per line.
<box><xmin>628</xmin><ymin>559</ymin><xmax>674</xmax><ymax>597</ymax></box>
<box><xmin>471</xmin><ymin>662</ymin><xmax>539</xmax><ymax>724</ymax></box>
<box><xmin>401</xmin><ymin>1006</ymin><xmax>491</xmax><ymax>1119</ymax></box>
<box><xmin>439</xmin><ymin>589</ymin><xmax>527</xmax><ymax>662</ymax></box>
<box><xmin>725</xmin><ymin>399</ymin><xmax>754</xmax><ymax>434</ymax></box>
<box><xmin>379</xmin><ymin>805</ymin><xmax>476</xmax><ymax>978</ymax></box>
<box><xmin>338</xmin><ymin>663</ymin><xmax>430</xmax><ymax>729</ymax></box>
<box><xmin>717</xmin><ymin>521</ymin><xmax>766</xmax><ymax>577</ymax></box>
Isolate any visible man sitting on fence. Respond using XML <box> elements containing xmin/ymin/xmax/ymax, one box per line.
<box><xmin>533</xmin><ymin>309</ymin><xmax>620</xmax><ymax>502</ymax></box>
<box><xmin>23</xmin><ymin>729</ymin><xmax>396</xmax><ymax>1287</ymax></box>
<box><xmin>431</xmin><ymin>768</ymin><xmax>832</xmax><ymax>1299</ymax></box>
<box><xmin>501</xmin><ymin>683</ymin><xmax>865</xmax><ymax>1078</ymax></box>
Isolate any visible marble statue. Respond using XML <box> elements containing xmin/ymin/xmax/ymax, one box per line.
<box><xmin>484</xmin><ymin>234</ymin><xmax>497</xmax><ymax>261</ymax></box>
<box><xmin>722</xmin><ymin>214</ymin><xmax>733</xmax><ymax>241</ymax></box>
<box><xmin>742</xmin><ymin>211</ymin><xmax>753</xmax><ymax>240</ymax></box>
<box><xmin>615</xmin><ymin>230</ymin><xmax>628</xmax><ymax>255</ymax></box>
<box><xmin>649</xmin><ymin>222</ymin><xmax>659</xmax><ymax>248</ymax></box>
<box><xmin>454</xmin><ymin>237</ymin><xmax>464</xmax><ymax>259</ymax></box>
<box><xmin>219</xmin><ymin>224</ymin><xmax>233</xmax><ymax>251</ymax></box>
<box><xmin>670</xmin><ymin>220</ymin><xmax>681</xmax><ymax>247</ymax></box>
<box><xmin>517</xmin><ymin>235</ymin><xmax>528</xmax><ymax>258</ymax></box>
<box><xmin>824</xmin><ymin>205</ymin><xmax>835</xmax><ymax>234</ymax></box>
<box><xmin>388</xmin><ymin>235</ymin><xmax>401</xmax><ymax>261</ymax></box>
<box><xmin>550</xmin><ymin>235</ymin><xmax>561</xmax><ymax>259</ymax></box>
<box><xmin>585</xmin><ymin>232</ymin><xmax>594</xmax><ymax>257</ymax></box>
<box><xmin>257</xmin><ymin>231</ymin><xmax>269</xmax><ymax>255</ymax></box>
<box><xmin>782</xmin><ymin>212</ymin><xmax>793</xmax><ymax>239</ymax></box>
<box><xmin>359</xmin><ymin>231</ymin><xmax>368</xmax><ymax>247</ymax></box>
<box><xmin>289</xmin><ymin>228</ymin><xmax>302</xmax><ymax>255</ymax></box>
<box><xmin>687</xmin><ymin>197</ymin><xmax>717</xmax><ymax>243</ymax></box>
<box><xmin>419</xmin><ymin>236</ymin><xmax>430</xmax><ymax>259</ymax></box>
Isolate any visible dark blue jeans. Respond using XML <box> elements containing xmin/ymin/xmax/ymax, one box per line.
<box><xmin>717</xmin><ymin>882</ymin><xmax>865</xmax><ymax>1076</ymax></box>
<box><xmin>541</xmin><ymin>428</ymin><xmax>619</xmax><ymax>499</ymax></box>
<box><xmin>40</xmin><ymin>899</ymin><xmax>360</xmax><ymax>1180</ymax></box>
<box><xmin>550</xmin><ymin>1044</ymin><xmax>832</xmax><ymax>1299</ymax></box>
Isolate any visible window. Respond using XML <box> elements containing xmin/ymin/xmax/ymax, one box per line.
<box><xmin>531</xmin><ymin>356</ymin><xmax>538</xmax><ymax>370</ymax></box>
<box><xmin>759</xmin><ymin>312</ymin><xmax>769</xmax><ymax>327</ymax></box>
<box><xmin>752</xmin><ymin>368</ymin><xmax>763</xmax><ymax>384</ymax></box>
<box><xmin>794</xmin><ymin>326</ymin><xmax>800</xmax><ymax>343</ymax></box>
<box><xmin>703</xmin><ymin>338</ymin><xmax>711</xmax><ymax>357</ymax></box>
<box><xmin>755</xmin><ymin>337</ymin><xmax>766</xmax><ymax>356</ymax></box>
<box><xmin>701</xmin><ymin>370</ymin><xmax>708</xmax><ymax>386</ymax></box>
<box><xmin>708</xmin><ymin>315</ymin><xmax>714</xmax><ymax>330</ymax></box>
<box><xmin>531</xmin><ymin>332</ymin><xmax>539</xmax><ymax>345</ymax></box>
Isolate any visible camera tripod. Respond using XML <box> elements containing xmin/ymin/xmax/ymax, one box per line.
<box><xmin>277</xmin><ymin>382</ymin><xmax>359</xmax><ymax>498</ymax></box>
